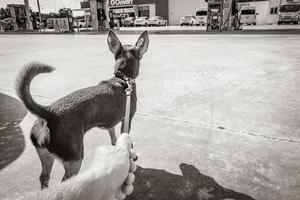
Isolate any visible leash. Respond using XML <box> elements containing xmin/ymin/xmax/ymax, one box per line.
<box><xmin>124</xmin><ymin>80</ymin><xmax>133</xmax><ymax>133</ymax></box>
<box><xmin>114</xmin><ymin>70</ymin><xmax>134</xmax><ymax>133</ymax></box>
<box><xmin>114</xmin><ymin>70</ymin><xmax>138</xmax><ymax>161</ymax></box>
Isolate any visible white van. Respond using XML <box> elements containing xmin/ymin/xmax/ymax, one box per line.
<box><xmin>240</xmin><ymin>6</ymin><xmax>257</xmax><ymax>25</ymax></box>
<box><xmin>196</xmin><ymin>8</ymin><xmax>208</xmax><ymax>26</ymax></box>
<box><xmin>278</xmin><ymin>4</ymin><xmax>300</xmax><ymax>25</ymax></box>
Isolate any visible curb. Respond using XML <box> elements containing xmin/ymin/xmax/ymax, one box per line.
<box><xmin>0</xmin><ymin>29</ymin><xmax>300</xmax><ymax>35</ymax></box>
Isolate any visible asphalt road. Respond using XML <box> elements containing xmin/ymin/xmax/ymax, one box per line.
<box><xmin>0</xmin><ymin>34</ymin><xmax>299</xmax><ymax>200</ymax></box>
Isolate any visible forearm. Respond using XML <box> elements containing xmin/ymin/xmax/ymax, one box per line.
<box><xmin>10</xmin><ymin>171</ymin><xmax>112</xmax><ymax>200</ymax></box>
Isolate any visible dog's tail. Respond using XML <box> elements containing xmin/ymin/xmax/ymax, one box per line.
<box><xmin>16</xmin><ymin>62</ymin><xmax>55</xmax><ymax>120</ymax></box>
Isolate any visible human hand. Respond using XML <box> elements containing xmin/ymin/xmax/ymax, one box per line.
<box><xmin>8</xmin><ymin>133</ymin><xmax>137</xmax><ymax>200</ymax></box>
<box><xmin>87</xmin><ymin>132</ymin><xmax>138</xmax><ymax>200</ymax></box>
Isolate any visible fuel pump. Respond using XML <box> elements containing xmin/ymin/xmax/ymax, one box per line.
<box><xmin>206</xmin><ymin>0</ymin><xmax>223</xmax><ymax>31</ymax></box>
<box><xmin>206</xmin><ymin>0</ymin><xmax>237</xmax><ymax>31</ymax></box>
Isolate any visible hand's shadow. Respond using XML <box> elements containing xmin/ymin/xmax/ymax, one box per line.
<box><xmin>128</xmin><ymin>163</ymin><xmax>255</xmax><ymax>200</ymax></box>
<box><xmin>0</xmin><ymin>93</ymin><xmax>27</xmax><ymax>170</ymax></box>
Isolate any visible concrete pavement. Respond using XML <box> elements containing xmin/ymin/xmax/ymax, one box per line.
<box><xmin>0</xmin><ymin>34</ymin><xmax>299</xmax><ymax>200</ymax></box>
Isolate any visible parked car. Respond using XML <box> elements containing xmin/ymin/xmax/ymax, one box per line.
<box><xmin>46</xmin><ymin>18</ymin><xmax>54</xmax><ymax>29</ymax></box>
<box><xmin>180</xmin><ymin>15</ymin><xmax>199</xmax><ymax>26</ymax></box>
<box><xmin>123</xmin><ymin>17</ymin><xmax>135</xmax><ymax>27</ymax></box>
<box><xmin>240</xmin><ymin>6</ymin><xmax>257</xmax><ymax>25</ymax></box>
<box><xmin>73</xmin><ymin>18</ymin><xmax>88</xmax><ymax>28</ymax></box>
<box><xmin>1</xmin><ymin>18</ymin><xmax>13</xmax><ymax>30</ymax></box>
<box><xmin>196</xmin><ymin>9</ymin><xmax>208</xmax><ymax>26</ymax></box>
<box><xmin>134</xmin><ymin>17</ymin><xmax>149</xmax><ymax>26</ymax></box>
<box><xmin>147</xmin><ymin>16</ymin><xmax>167</xmax><ymax>26</ymax></box>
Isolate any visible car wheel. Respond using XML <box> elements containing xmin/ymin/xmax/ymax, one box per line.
<box><xmin>253</xmin><ymin>23</ymin><xmax>256</xmax><ymax>25</ymax></box>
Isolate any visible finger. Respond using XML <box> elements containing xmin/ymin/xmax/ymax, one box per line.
<box><xmin>129</xmin><ymin>149</ymin><xmax>137</xmax><ymax>160</ymax></box>
<box><xmin>115</xmin><ymin>189</ymin><xmax>126</xmax><ymax>200</ymax></box>
<box><xmin>116</xmin><ymin>133</ymin><xmax>132</xmax><ymax>152</ymax></box>
<box><xmin>122</xmin><ymin>184</ymin><xmax>134</xmax><ymax>195</ymax></box>
<box><xmin>129</xmin><ymin>159</ymin><xmax>137</xmax><ymax>172</ymax></box>
<box><xmin>125</xmin><ymin>173</ymin><xmax>135</xmax><ymax>185</ymax></box>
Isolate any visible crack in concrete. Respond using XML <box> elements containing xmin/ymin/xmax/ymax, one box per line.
<box><xmin>1</xmin><ymin>87</ymin><xmax>298</xmax><ymax>144</ymax></box>
<box><xmin>0</xmin><ymin>88</ymin><xmax>57</xmax><ymax>100</ymax></box>
<box><xmin>136</xmin><ymin>112</ymin><xmax>299</xmax><ymax>144</ymax></box>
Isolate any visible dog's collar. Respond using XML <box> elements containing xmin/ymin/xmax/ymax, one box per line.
<box><xmin>114</xmin><ymin>70</ymin><xmax>135</xmax><ymax>84</ymax></box>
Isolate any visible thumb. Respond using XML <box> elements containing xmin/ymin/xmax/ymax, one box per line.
<box><xmin>116</xmin><ymin>133</ymin><xmax>132</xmax><ymax>152</ymax></box>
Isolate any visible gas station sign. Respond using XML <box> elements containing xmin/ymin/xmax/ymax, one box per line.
<box><xmin>109</xmin><ymin>0</ymin><xmax>133</xmax><ymax>6</ymax></box>
<box><xmin>206</xmin><ymin>0</ymin><xmax>223</xmax><ymax>4</ymax></box>
<box><xmin>113</xmin><ymin>7</ymin><xmax>134</xmax><ymax>13</ymax></box>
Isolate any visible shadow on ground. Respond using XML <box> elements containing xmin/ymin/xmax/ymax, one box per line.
<box><xmin>0</xmin><ymin>93</ymin><xmax>27</xmax><ymax>170</ymax></box>
<box><xmin>128</xmin><ymin>163</ymin><xmax>255</xmax><ymax>200</ymax></box>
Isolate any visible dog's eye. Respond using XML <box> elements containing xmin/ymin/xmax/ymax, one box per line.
<box><xmin>133</xmin><ymin>51</ymin><xmax>139</xmax><ymax>59</ymax></box>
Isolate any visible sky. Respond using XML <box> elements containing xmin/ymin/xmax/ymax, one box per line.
<box><xmin>0</xmin><ymin>0</ymin><xmax>83</xmax><ymax>13</ymax></box>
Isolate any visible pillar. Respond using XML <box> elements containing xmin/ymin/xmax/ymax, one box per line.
<box><xmin>24</xmin><ymin>0</ymin><xmax>33</xmax><ymax>30</ymax></box>
<box><xmin>222</xmin><ymin>0</ymin><xmax>233</xmax><ymax>30</ymax></box>
<box><xmin>104</xmin><ymin>0</ymin><xmax>109</xmax><ymax>28</ymax></box>
<box><xmin>9</xmin><ymin>6</ymin><xmax>18</xmax><ymax>31</ymax></box>
<box><xmin>90</xmin><ymin>0</ymin><xmax>99</xmax><ymax>30</ymax></box>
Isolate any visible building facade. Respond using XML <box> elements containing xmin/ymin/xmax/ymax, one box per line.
<box><xmin>79</xmin><ymin>0</ymin><xmax>292</xmax><ymax>29</ymax></box>
<box><xmin>108</xmin><ymin>0</ymin><xmax>168</xmax><ymax>21</ymax></box>
<box><xmin>80</xmin><ymin>0</ymin><xmax>205</xmax><ymax>27</ymax></box>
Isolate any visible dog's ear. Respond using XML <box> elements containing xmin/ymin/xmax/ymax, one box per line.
<box><xmin>135</xmin><ymin>31</ymin><xmax>149</xmax><ymax>59</ymax></box>
<box><xmin>107</xmin><ymin>30</ymin><xmax>123</xmax><ymax>58</ymax></box>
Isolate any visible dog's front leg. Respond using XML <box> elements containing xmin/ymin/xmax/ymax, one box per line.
<box><xmin>108</xmin><ymin>127</ymin><xmax>117</xmax><ymax>146</ymax></box>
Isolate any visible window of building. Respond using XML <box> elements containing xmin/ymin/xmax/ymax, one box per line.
<box><xmin>138</xmin><ymin>6</ymin><xmax>149</xmax><ymax>17</ymax></box>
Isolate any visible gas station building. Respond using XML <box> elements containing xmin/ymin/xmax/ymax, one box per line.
<box><xmin>107</xmin><ymin>0</ymin><xmax>168</xmax><ymax>21</ymax></box>
<box><xmin>79</xmin><ymin>0</ymin><xmax>210</xmax><ymax>27</ymax></box>
<box><xmin>79</xmin><ymin>0</ymin><xmax>169</xmax><ymax>29</ymax></box>
<box><xmin>79</xmin><ymin>0</ymin><xmax>290</xmax><ymax>29</ymax></box>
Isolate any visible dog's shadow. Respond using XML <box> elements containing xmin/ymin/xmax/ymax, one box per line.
<box><xmin>0</xmin><ymin>93</ymin><xmax>27</xmax><ymax>170</ymax></box>
<box><xmin>128</xmin><ymin>163</ymin><xmax>255</xmax><ymax>200</ymax></box>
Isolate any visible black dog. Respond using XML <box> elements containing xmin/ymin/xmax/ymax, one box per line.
<box><xmin>16</xmin><ymin>31</ymin><xmax>149</xmax><ymax>188</ymax></box>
